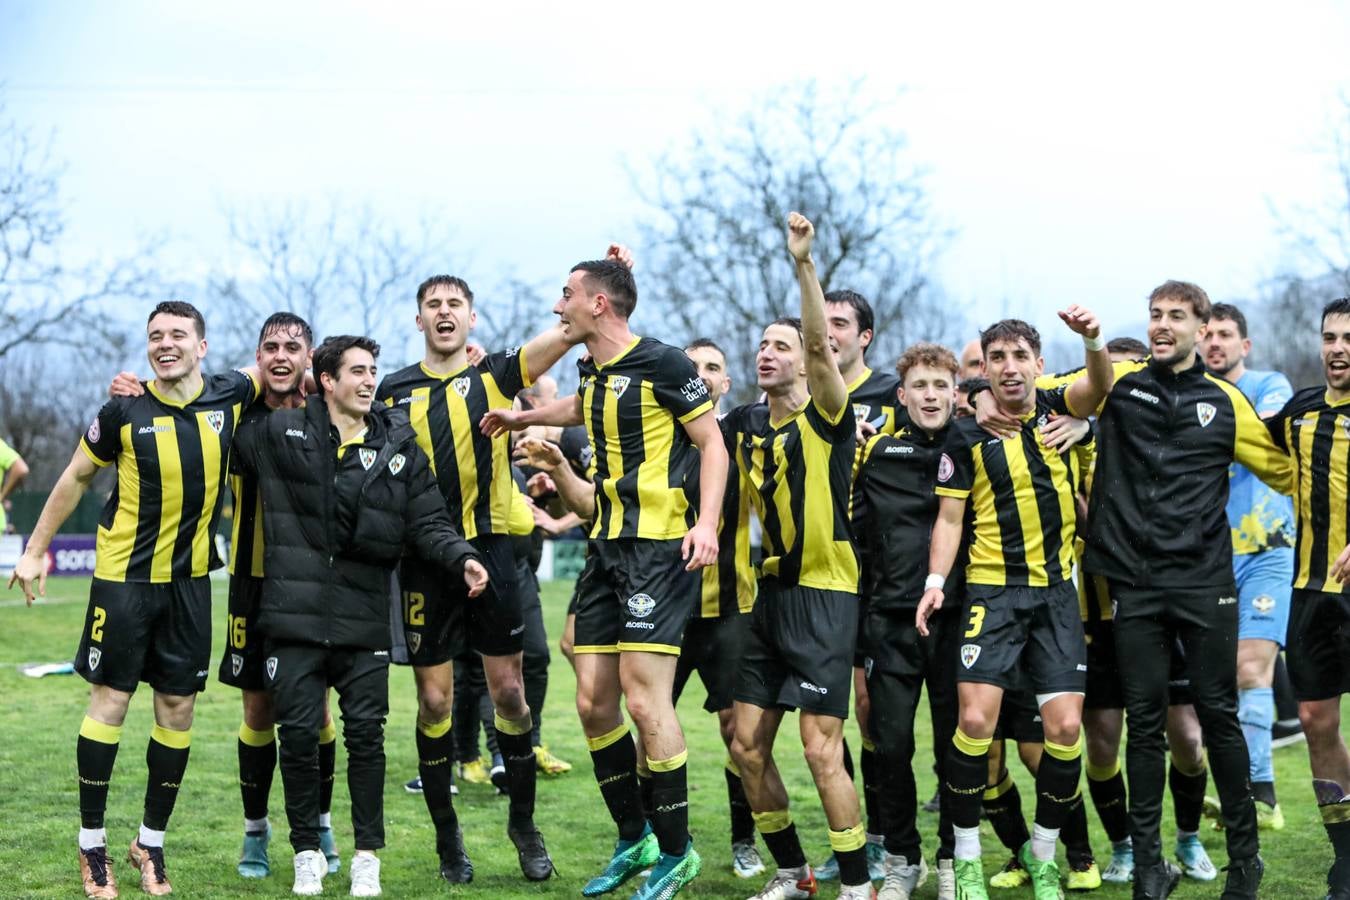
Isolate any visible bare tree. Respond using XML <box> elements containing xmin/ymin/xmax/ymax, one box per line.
<box><xmin>632</xmin><ymin>81</ymin><xmax>956</xmax><ymax>401</ymax></box>
<box><xmin>0</xmin><ymin>99</ymin><xmax>156</xmax><ymax>363</ymax></box>
<box><xmin>1247</xmin><ymin>277</ymin><xmax>1328</xmax><ymax>390</ymax></box>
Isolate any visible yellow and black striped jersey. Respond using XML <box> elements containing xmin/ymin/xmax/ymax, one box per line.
<box><xmin>734</xmin><ymin>398</ymin><xmax>860</xmax><ymax>593</ymax></box>
<box><xmin>936</xmin><ymin>387</ymin><xmax>1083</xmax><ymax>587</ymax></box>
<box><xmin>576</xmin><ymin>336</ymin><xmax>713</xmax><ymax>541</ymax></box>
<box><xmin>1269</xmin><ymin>386</ymin><xmax>1350</xmax><ymax>594</ymax></box>
<box><xmin>79</xmin><ymin>371</ymin><xmax>259</xmax><ymax>583</ymax></box>
<box><xmin>698</xmin><ymin>410</ymin><xmax>757</xmax><ymax>617</ymax></box>
<box><xmin>847</xmin><ymin>367</ymin><xmax>902</xmax><ymax>436</ymax></box>
<box><xmin>377</xmin><ymin>349</ymin><xmax>531</xmax><ymax>541</ymax></box>
<box><xmin>227</xmin><ymin>400</ymin><xmax>273</xmax><ymax>579</ymax></box>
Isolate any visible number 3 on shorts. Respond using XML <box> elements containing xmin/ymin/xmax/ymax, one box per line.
<box><xmin>964</xmin><ymin>605</ymin><xmax>986</xmax><ymax>638</ymax></box>
<box><xmin>91</xmin><ymin>606</ymin><xmax>106</xmax><ymax>642</ymax></box>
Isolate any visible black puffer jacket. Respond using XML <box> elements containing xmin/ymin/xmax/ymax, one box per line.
<box><xmin>232</xmin><ymin>396</ymin><xmax>478</xmax><ymax>649</ymax></box>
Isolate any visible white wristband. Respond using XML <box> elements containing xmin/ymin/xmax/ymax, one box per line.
<box><xmin>924</xmin><ymin>573</ymin><xmax>945</xmax><ymax>591</ymax></box>
<box><xmin>1083</xmin><ymin>334</ymin><xmax>1106</xmax><ymax>352</ymax></box>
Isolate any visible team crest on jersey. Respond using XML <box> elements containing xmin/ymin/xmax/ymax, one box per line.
<box><xmin>1341</xmin><ymin>417</ymin><xmax>1350</xmax><ymax>439</ymax></box>
<box><xmin>407</xmin><ymin>632</ymin><xmax>422</xmax><ymax>654</ymax></box>
<box><xmin>87</xmin><ymin>647</ymin><xmax>102</xmax><ymax>670</ymax></box>
<box><xmin>359</xmin><ymin>448</ymin><xmax>377</xmax><ymax>470</ymax></box>
<box><xmin>231</xmin><ymin>653</ymin><xmax>244</xmax><ymax>677</ymax></box>
<box><xmin>452</xmin><ymin>376</ymin><xmax>471</xmax><ymax>399</ymax></box>
<box><xmin>610</xmin><ymin>376</ymin><xmax>631</xmax><ymax>398</ymax></box>
<box><xmin>388</xmin><ymin>453</ymin><xmax>406</xmax><ymax>475</ymax></box>
<box><xmin>87</xmin><ymin>417</ymin><xmax>101</xmax><ymax>443</ymax></box>
<box><xmin>1196</xmin><ymin>402</ymin><xmax>1217</xmax><ymax>428</ymax></box>
<box><xmin>938</xmin><ymin>453</ymin><xmax>955</xmax><ymax>483</ymax></box>
<box><xmin>626</xmin><ymin>593</ymin><xmax>655</xmax><ymax>618</ymax></box>
<box><xmin>204</xmin><ymin>410</ymin><xmax>225</xmax><ymax>434</ymax></box>
<box><xmin>960</xmin><ymin>643</ymin><xmax>981</xmax><ymax>669</ymax></box>
<box><xmin>853</xmin><ymin>403</ymin><xmax>872</xmax><ymax>423</ymax></box>
<box><xmin>265</xmin><ymin>657</ymin><xmax>278</xmax><ymax>680</ymax></box>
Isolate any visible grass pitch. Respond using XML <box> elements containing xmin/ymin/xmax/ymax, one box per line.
<box><xmin>0</xmin><ymin>576</ymin><xmax>1341</xmax><ymax>897</ymax></box>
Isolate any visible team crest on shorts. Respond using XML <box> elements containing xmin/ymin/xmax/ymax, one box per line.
<box><xmin>265</xmin><ymin>656</ymin><xmax>278</xmax><ymax>680</ymax></box>
<box><xmin>452</xmin><ymin>377</ymin><xmax>471</xmax><ymax>399</ymax></box>
<box><xmin>388</xmin><ymin>453</ymin><xmax>406</xmax><ymax>475</ymax></box>
<box><xmin>407</xmin><ymin>632</ymin><xmax>422</xmax><ymax>654</ymax></box>
<box><xmin>1196</xmin><ymin>402</ymin><xmax>1217</xmax><ymax>428</ymax></box>
<box><xmin>960</xmin><ymin>643</ymin><xmax>981</xmax><ymax>669</ymax></box>
<box><xmin>1252</xmin><ymin>594</ymin><xmax>1275</xmax><ymax>614</ymax></box>
<box><xmin>938</xmin><ymin>453</ymin><xmax>955</xmax><ymax>483</ymax></box>
<box><xmin>610</xmin><ymin>376</ymin><xmax>631</xmax><ymax>398</ymax></box>
<box><xmin>204</xmin><ymin>410</ymin><xmax>225</xmax><ymax>434</ymax></box>
<box><xmin>87</xmin><ymin>647</ymin><xmax>102</xmax><ymax>670</ymax></box>
<box><xmin>359</xmin><ymin>448</ymin><xmax>377</xmax><ymax>470</ymax></box>
<box><xmin>626</xmin><ymin>593</ymin><xmax>655</xmax><ymax>618</ymax></box>
<box><xmin>231</xmin><ymin>653</ymin><xmax>243</xmax><ymax>677</ymax></box>
<box><xmin>87</xmin><ymin>417</ymin><xmax>101</xmax><ymax>443</ymax></box>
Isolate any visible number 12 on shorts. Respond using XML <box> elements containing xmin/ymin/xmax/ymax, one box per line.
<box><xmin>402</xmin><ymin>591</ymin><xmax>425</xmax><ymax>627</ymax></box>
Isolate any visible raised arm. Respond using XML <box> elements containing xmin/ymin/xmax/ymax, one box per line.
<box><xmin>787</xmin><ymin>212</ymin><xmax>848</xmax><ymax>421</ymax></box>
<box><xmin>1060</xmin><ymin>304</ymin><xmax>1114</xmax><ymax>416</ymax></box>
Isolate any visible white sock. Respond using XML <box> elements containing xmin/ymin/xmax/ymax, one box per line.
<box><xmin>1031</xmin><ymin>824</ymin><xmax>1058</xmax><ymax>862</ymax></box>
<box><xmin>954</xmin><ymin>825</ymin><xmax>982</xmax><ymax>861</ymax></box>
<box><xmin>79</xmin><ymin>827</ymin><xmax>107</xmax><ymax>851</ymax></box>
<box><xmin>244</xmin><ymin>816</ymin><xmax>269</xmax><ymax>834</ymax></box>
<box><xmin>318</xmin><ymin>812</ymin><xmax>332</xmax><ymax>829</ymax></box>
<box><xmin>138</xmin><ymin>824</ymin><xmax>166</xmax><ymax>848</ymax></box>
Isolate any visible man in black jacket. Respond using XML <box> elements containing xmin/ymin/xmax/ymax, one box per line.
<box><xmin>232</xmin><ymin>335</ymin><xmax>487</xmax><ymax>898</ymax></box>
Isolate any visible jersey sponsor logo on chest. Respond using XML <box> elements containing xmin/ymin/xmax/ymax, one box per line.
<box><xmin>286</xmin><ymin>428</ymin><xmax>306</xmax><ymax>439</ymax></box>
<box><xmin>883</xmin><ymin>444</ymin><xmax>915</xmax><ymax>455</ymax></box>
<box><xmin>1129</xmin><ymin>388</ymin><xmax>1160</xmax><ymax>405</ymax></box>
<box><xmin>137</xmin><ymin>424</ymin><xmax>172</xmax><ymax>435</ymax></box>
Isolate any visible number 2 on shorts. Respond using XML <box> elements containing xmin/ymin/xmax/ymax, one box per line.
<box><xmin>91</xmin><ymin>606</ymin><xmax>106</xmax><ymax>642</ymax></box>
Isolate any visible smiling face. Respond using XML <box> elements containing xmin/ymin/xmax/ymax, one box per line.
<box><xmin>825</xmin><ymin>301</ymin><xmax>871</xmax><ymax>377</ymax></box>
<box><xmin>1323</xmin><ymin>313</ymin><xmax>1350</xmax><ymax>396</ymax></box>
<box><xmin>685</xmin><ymin>345</ymin><xmax>731</xmax><ymax>407</ymax></box>
<box><xmin>900</xmin><ymin>364</ymin><xmax>955</xmax><ymax>434</ymax></box>
<box><xmin>417</xmin><ymin>283</ymin><xmax>475</xmax><ymax>356</ymax></box>
<box><xmin>323</xmin><ymin>347</ymin><xmax>377</xmax><ymax>419</ymax></box>
<box><xmin>146</xmin><ymin>312</ymin><xmax>206</xmax><ymax>383</ymax></box>
<box><xmin>256</xmin><ymin>324</ymin><xmax>310</xmax><ymax>401</ymax></box>
<box><xmin>985</xmin><ymin>337</ymin><xmax>1043</xmax><ymax>411</ymax></box>
<box><xmin>756</xmin><ymin>323</ymin><xmax>805</xmax><ymax>394</ymax></box>
<box><xmin>1149</xmin><ymin>295</ymin><xmax>1206</xmax><ymax>368</ymax></box>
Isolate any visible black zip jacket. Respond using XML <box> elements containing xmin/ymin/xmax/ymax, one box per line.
<box><xmin>1083</xmin><ymin>356</ymin><xmax>1291</xmax><ymax>588</ymax></box>
<box><xmin>232</xmin><ymin>396</ymin><xmax>479</xmax><ymax>649</ymax></box>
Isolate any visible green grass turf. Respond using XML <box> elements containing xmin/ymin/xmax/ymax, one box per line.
<box><xmin>0</xmin><ymin>576</ymin><xmax>1342</xmax><ymax>897</ymax></box>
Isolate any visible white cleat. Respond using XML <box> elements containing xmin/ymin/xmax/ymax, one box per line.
<box><xmin>935</xmin><ymin>858</ymin><xmax>957</xmax><ymax>900</ymax></box>
<box><xmin>878</xmin><ymin>853</ymin><xmax>929</xmax><ymax>900</ymax></box>
<box><xmin>292</xmin><ymin>849</ymin><xmax>326</xmax><ymax>896</ymax></box>
<box><xmin>349</xmin><ymin>853</ymin><xmax>381</xmax><ymax>897</ymax></box>
<box><xmin>747</xmin><ymin>865</ymin><xmax>818</xmax><ymax>899</ymax></box>
<box><xmin>733</xmin><ymin>840</ymin><xmax>768</xmax><ymax>879</ymax></box>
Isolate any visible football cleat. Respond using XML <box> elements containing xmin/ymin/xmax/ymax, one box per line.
<box><xmin>1175</xmin><ymin>834</ymin><xmax>1216</xmax><ymax>881</ymax></box>
<box><xmin>534</xmin><ymin>744</ymin><xmax>573</xmax><ymax>775</ymax></box>
<box><xmin>583</xmin><ymin>826</ymin><xmax>660</xmax><ymax>897</ymax></box>
<box><xmin>732</xmin><ymin>840</ymin><xmax>767</xmax><ymax>879</ymax></box>
<box><xmin>877</xmin><ymin>853</ymin><xmax>928</xmax><ymax>900</ymax></box>
<box><xmin>630</xmin><ymin>842</ymin><xmax>701</xmax><ymax>899</ymax></box>
<box><xmin>291</xmin><ymin>849</ymin><xmax>325</xmax><ymax>896</ymax></box>
<box><xmin>746</xmin><ymin>866</ymin><xmax>818</xmax><ymax>899</ymax></box>
<box><xmin>319</xmin><ymin>826</ymin><xmax>340</xmax><ymax>875</ymax></box>
<box><xmin>238</xmin><ymin>824</ymin><xmax>271</xmax><ymax>879</ymax></box>
<box><xmin>349</xmin><ymin>853</ymin><xmax>381</xmax><ymax>897</ymax></box>
<box><xmin>126</xmin><ymin>840</ymin><xmax>171</xmax><ymax>896</ymax></box>
<box><xmin>79</xmin><ymin>845</ymin><xmax>118</xmax><ymax>899</ymax></box>
<box><xmin>508</xmin><ymin>825</ymin><xmax>555</xmax><ymax>881</ymax></box>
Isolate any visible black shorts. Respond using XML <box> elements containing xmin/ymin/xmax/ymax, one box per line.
<box><xmin>994</xmin><ymin>683</ymin><xmax>1044</xmax><ymax>744</ymax></box>
<box><xmin>399</xmin><ymin>533</ymin><xmax>524</xmax><ymax>665</ymax></box>
<box><xmin>218</xmin><ymin>574</ymin><xmax>268</xmax><ymax>690</ymax></box>
<box><xmin>75</xmin><ymin>576</ymin><xmax>213</xmax><ymax>696</ymax></box>
<box><xmin>863</xmin><ymin>605</ymin><xmax>958</xmax><ymax>684</ymax></box>
<box><xmin>673</xmin><ymin>613</ymin><xmax>750</xmax><ymax>712</ymax></box>
<box><xmin>1287</xmin><ymin>588</ymin><xmax>1350</xmax><ymax>701</ymax></box>
<box><xmin>572</xmin><ymin>539</ymin><xmax>698</xmax><ymax>655</ymax></box>
<box><xmin>1084</xmin><ymin>619</ymin><xmax>1124</xmax><ymax>710</ymax></box>
<box><xmin>956</xmin><ymin>582</ymin><xmax>1086</xmax><ymax>694</ymax></box>
<box><xmin>735</xmin><ymin>578</ymin><xmax>858</xmax><ymax>719</ymax></box>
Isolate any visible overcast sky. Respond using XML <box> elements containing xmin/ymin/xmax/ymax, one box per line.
<box><xmin>3</xmin><ymin>0</ymin><xmax>1348</xmax><ymax>351</ymax></box>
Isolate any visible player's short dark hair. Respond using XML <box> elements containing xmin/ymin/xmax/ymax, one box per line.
<box><xmin>896</xmin><ymin>342</ymin><xmax>958</xmax><ymax>382</ymax></box>
<box><xmin>1322</xmin><ymin>298</ymin><xmax>1350</xmax><ymax>329</ymax></box>
<box><xmin>571</xmin><ymin>260</ymin><xmax>637</xmax><ymax>318</ymax></box>
<box><xmin>980</xmin><ymin>319</ymin><xmax>1041</xmax><ymax>357</ymax></box>
<box><xmin>823</xmin><ymin>289</ymin><xmax>874</xmax><ymax>334</ymax></box>
<box><xmin>1106</xmin><ymin>336</ymin><xmax>1148</xmax><ymax>358</ymax></box>
<box><xmin>257</xmin><ymin>312</ymin><xmax>313</xmax><ymax>348</ymax></box>
<box><xmin>148</xmin><ymin>301</ymin><xmax>206</xmax><ymax>339</ymax></box>
<box><xmin>417</xmin><ymin>275</ymin><xmax>474</xmax><ymax>307</ymax></box>
<box><xmin>1148</xmin><ymin>280</ymin><xmax>1211</xmax><ymax>322</ymax></box>
<box><xmin>768</xmin><ymin>316</ymin><xmax>804</xmax><ymax>348</ymax></box>
<box><xmin>957</xmin><ymin>377</ymin><xmax>986</xmax><ymax>395</ymax></box>
<box><xmin>312</xmin><ymin>335</ymin><xmax>379</xmax><ymax>396</ymax></box>
<box><xmin>1210</xmin><ymin>302</ymin><xmax>1248</xmax><ymax>338</ymax></box>
<box><xmin>685</xmin><ymin>337</ymin><xmax>727</xmax><ymax>362</ymax></box>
